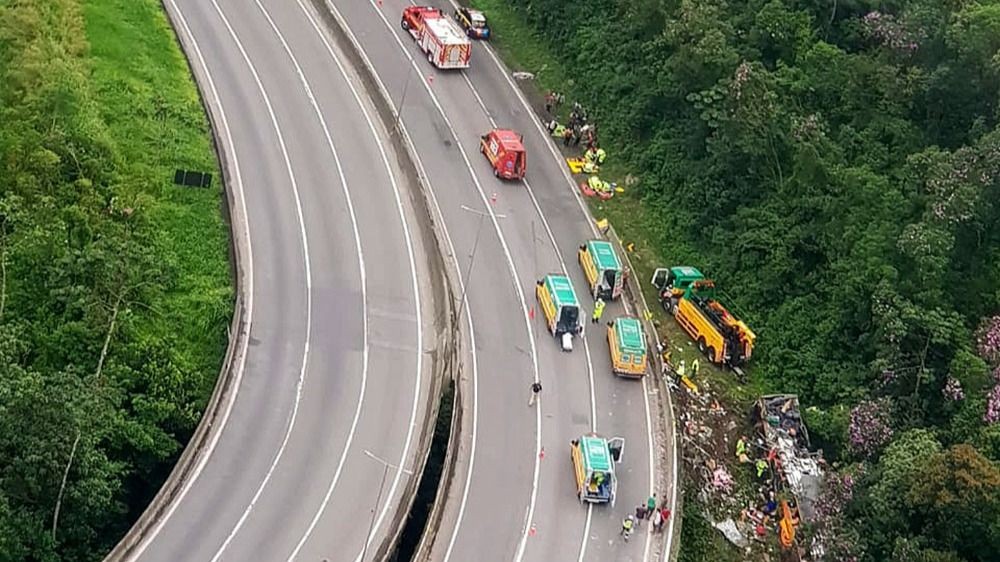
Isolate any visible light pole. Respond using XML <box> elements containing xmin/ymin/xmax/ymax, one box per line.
<box><xmin>456</xmin><ymin>205</ymin><xmax>506</xmax><ymax>320</ymax></box>
<box><xmin>359</xmin><ymin>449</ymin><xmax>413</xmax><ymax>562</ymax></box>
<box><xmin>392</xmin><ymin>66</ymin><xmax>414</xmax><ymax>135</ymax></box>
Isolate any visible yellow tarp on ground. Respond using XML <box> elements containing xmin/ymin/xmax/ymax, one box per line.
<box><xmin>681</xmin><ymin>375</ymin><xmax>699</xmax><ymax>393</ymax></box>
<box><xmin>567</xmin><ymin>158</ymin><xmax>586</xmax><ymax>174</ymax></box>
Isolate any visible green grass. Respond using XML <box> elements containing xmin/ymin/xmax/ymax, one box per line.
<box><xmin>82</xmin><ymin>0</ymin><xmax>232</xmax><ymax>402</ymax></box>
<box><xmin>471</xmin><ymin>0</ymin><xmax>764</xmax><ymax>407</ymax></box>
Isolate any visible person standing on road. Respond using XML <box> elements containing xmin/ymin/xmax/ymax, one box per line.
<box><xmin>646</xmin><ymin>494</ymin><xmax>657</xmax><ymax>518</ymax></box>
<box><xmin>592</xmin><ymin>298</ymin><xmax>606</xmax><ymax>323</ymax></box>
<box><xmin>651</xmin><ymin>506</ymin><xmax>663</xmax><ymax>532</ymax></box>
<box><xmin>528</xmin><ymin>381</ymin><xmax>542</xmax><ymax>406</ymax></box>
<box><xmin>660</xmin><ymin>506</ymin><xmax>672</xmax><ymax>528</ymax></box>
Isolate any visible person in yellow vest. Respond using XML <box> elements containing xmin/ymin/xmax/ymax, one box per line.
<box><xmin>676</xmin><ymin>360</ymin><xmax>686</xmax><ymax>378</ymax></box>
<box><xmin>596</xmin><ymin>147</ymin><xmax>607</xmax><ymax>165</ymax></box>
<box><xmin>756</xmin><ymin>458</ymin><xmax>769</xmax><ymax>479</ymax></box>
<box><xmin>691</xmin><ymin>358</ymin><xmax>701</xmax><ymax>376</ymax></box>
<box><xmin>592</xmin><ymin>298</ymin><xmax>606</xmax><ymax>323</ymax></box>
<box><xmin>735</xmin><ymin>436</ymin><xmax>748</xmax><ymax>463</ymax></box>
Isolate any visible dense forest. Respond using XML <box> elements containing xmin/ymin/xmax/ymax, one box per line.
<box><xmin>0</xmin><ymin>0</ymin><xmax>231</xmax><ymax>560</ymax></box>
<box><xmin>498</xmin><ymin>0</ymin><xmax>1000</xmax><ymax>560</ymax></box>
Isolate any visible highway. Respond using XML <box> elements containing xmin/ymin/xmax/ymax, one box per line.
<box><xmin>324</xmin><ymin>1</ymin><xmax>674</xmax><ymax>561</ymax></box>
<box><xmin>113</xmin><ymin>0</ymin><xmax>444</xmax><ymax>560</ymax></box>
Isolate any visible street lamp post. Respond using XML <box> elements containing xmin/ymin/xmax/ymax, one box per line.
<box><xmin>360</xmin><ymin>464</ymin><xmax>389</xmax><ymax>562</ymax></box>
<box><xmin>455</xmin><ymin>205</ymin><xmax>506</xmax><ymax>321</ymax></box>
<box><xmin>358</xmin><ymin>449</ymin><xmax>413</xmax><ymax>562</ymax></box>
<box><xmin>392</xmin><ymin>67</ymin><xmax>414</xmax><ymax>135</ymax></box>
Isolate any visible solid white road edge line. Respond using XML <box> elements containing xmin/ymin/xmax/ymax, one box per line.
<box><xmin>291</xmin><ymin>3</ymin><xmax>482</xmax><ymax>561</ymax></box>
<box><xmin>395</xmin><ymin>1</ymin><xmax>602</xmax><ymax>559</ymax></box>
<box><xmin>356</xmin><ymin>3</ymin><xmax>544</xmax><ymax>561</ymax></box>
<box><xmin>295</xmin><ymin>0</ymin><xmax>486</xmax><ymax>560</ymax></box>
<box><xmin>240</xmin><ymin>1</ymin><xmax>381</xmax><ymax>559</ymax></box>
<box><xmin>199</xmin><ymin>1</ymin><xmax>317</xmax><ymax>560</ymax></box>
<box><xmin>258</xmin><ymin>0</ymin><xmax>426</xmax><ymax>557</ymax></box>
<box><xmin>447</xmin><ymin>5</ymin><xmax>673</xmax><ymax>558</ymax></box>
<box><xmin>125</xmin><ymin>1</ymin><xmax>256</xmax><ymax>558</ymax></box>
<box><xmin>291</xmin><ymin>4</ymin><xmax>486</xmax><ymax>561</ymax></box>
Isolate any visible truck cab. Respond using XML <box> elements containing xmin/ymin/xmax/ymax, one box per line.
<box><xmin>480</xmin><ymin>129</ymin><xmax>526</xmax><ymax>180</ymax></box>
<box><xmin>651</xmin><ymin>266</ymin><xmax>756</xmax><ymax>367</ymax></box>
<box><xmin>401</xmin><ymin>6</ymin><xmax>471</xmax><ymax>69</ymax></box>
<box><xmin>651</xmin><ymin>266</ymin><xmax>705</xmax><ymax>306</ymax></box>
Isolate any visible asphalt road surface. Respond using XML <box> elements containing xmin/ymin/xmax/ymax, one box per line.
<box><xmin>123</xmin><ymin>0</ymin><xmax>440</xmax><ymax>560</ymax></box>
<box><xmin>326</xmin><ymin>1</ymin><xmax>671</xmax><ymax>561</ymax></box>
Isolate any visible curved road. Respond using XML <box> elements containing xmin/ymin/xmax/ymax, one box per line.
<box><xmin>118</xmin><ymin>0</ymin><xmax>443</xmax><ymax>560</ymax></box>
<box><xmin>325</xmin><ymin>1</ymin><xmax>675</xmax><ymax>561</ymax></box>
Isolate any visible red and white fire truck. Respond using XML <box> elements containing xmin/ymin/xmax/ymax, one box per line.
<box><xmin>401</xmin><ymin>6</ymin><xmax>472</xmax><ymax>69</ymax></box>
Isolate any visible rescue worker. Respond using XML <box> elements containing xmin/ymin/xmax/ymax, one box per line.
<box><xmin>592</xmin><ymin>298</ymin><xmax>606</xmax><ymax>323</ymax></box>
<box><xmin>735</xmin><ymin>436</ymin><xmax>747</xmax><ymax>462</ymax></box>
<box><xmin>544</xmin><ymin>91</ymin><xmax>562</xmax><ymax>114</ymax></box>
<box><xmin>621</xmin><ymin>514</ymin><xmax>635</xmax><ymax>537</ymax></box>
<box><xmin>676</xmin><ymin>360</ymin><xmax>687</xmax><ymax>379</ymax></box>
<box><xmin>691</xmin><ymin>358</ymin><xmax>701</xmax><ymax>377</ymax></box>
<box><xmin>596</xmin><ymin>147</ymin><xmax>607</xmax><ymax>165</ymax></box>
<box><xmin>563</xmin><ymin>127</ymin><xmax>573</xmax><ymax>146</ymax></box>
<box><xmin>583</xmin><ymin>147</ymin><xmax>600</xmax><ymax>174</ymax></box>
<box><xmin>756</xmin><ymin>458</ymin><xmax>769</xmax><ymax>480</ymax></box>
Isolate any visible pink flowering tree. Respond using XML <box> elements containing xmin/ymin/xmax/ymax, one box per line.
<box><xmin>976</xmin><ymin>316</ymin><xmax>1000</xmax><ymax>365</ymax></box>
<box><xmin>861</xmin><ymin>11</ymin><xmax>924</xmax><ymax>55</ymax></box>
<box><xmin>975</xmin><ymin>316</ymin><xmax>1000</xmax><ymax>425</ymax></box>
<box><xmin>849</xmin><ymin>399</ymin><xmax>894</xmax><ymax>457</ymax></box>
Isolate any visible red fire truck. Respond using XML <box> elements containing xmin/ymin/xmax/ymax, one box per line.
<box><xmin>401</xmin><ymin>6</ymin><xmax>472</xmax><ymax>69</ymax></box>
<box><xmin>481</xmin><ymin>129</ymin><xmax>526</xmax><ymax>180</ymax></box>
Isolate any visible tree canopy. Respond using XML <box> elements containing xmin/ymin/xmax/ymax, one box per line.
<box><xmin>0</xmin><ymin>0</ymin><xmax>231</xmax><ymax>559</ymax></box>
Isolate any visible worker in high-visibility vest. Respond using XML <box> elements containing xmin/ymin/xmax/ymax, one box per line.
<box><xmin>592</xmin><ymin>298</ymin><xmax>606</xmax><ymax>323</ymax></box>
<box><xmin>691</xmin><ymin>358</ymin><xmax>701</xmax><ymax>376</ymax></box>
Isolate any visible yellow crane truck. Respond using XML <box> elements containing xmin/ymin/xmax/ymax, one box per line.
<box><xmin>651</xmin><ymin>266</ymin><xmax>755</xmax><ymax>368</ymax></box>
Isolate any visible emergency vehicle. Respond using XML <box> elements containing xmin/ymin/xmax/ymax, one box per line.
<box><xmin>607</xmin><ymin>317</ymin><xmax>648</xmax><ymax>378</ymax></box>
<box><xmin>536</xmin><ymin>274</ymin><xmax>582</xmax><ymax>351</ymax></box>
<box><xmin>578</xmin><ymin>239</ymin><xmax>623</xmax><ymax>301</ymax></box>
<box><xmin>480</xmin><ymin>128</ymin><xmax>526</xmax><ymax>180</ymax></box>
<box><xmin>570</xmin><ymin>434</ymin><xmax>624</xmax><ymax>505</ymax></box>
<box><xmin>401</xmin><ymin>6</ymin><xmax>472</xmax><ymax>69</ymax></box>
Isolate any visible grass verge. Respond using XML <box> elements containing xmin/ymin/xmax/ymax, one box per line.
<box><xmin>83</xmin><ymin>0</ymin><xmax>232</xmax><ymax>403</ymax></box>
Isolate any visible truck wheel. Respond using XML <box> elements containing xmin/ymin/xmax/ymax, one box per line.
<box><xmin>494</xmin><ymin>167</ymin><xmax>500</xmax><ymax>178</ymax></box>
<box><xmin>697</xmin><ymin>337</ymin><xmax>706</xmax><ymax>353</ymax></box>
<box><xmin>400</xmin><ymin>19</ymin><xmax>409</xmax><ymax>30</ymax></box>
<box><xmin>707</xmin><ymin>347</ymin><xmax>717</xmax><ymax>362</ymax></box>
<box><xmin>670</xmin><ymin>300</ymin><xmax>679</xmax><ymax>315</ymax></box>
<box><xmin>428</xmin><ymin>52</ymin><xmax>434</xmax><ymax>65</ymax></box>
